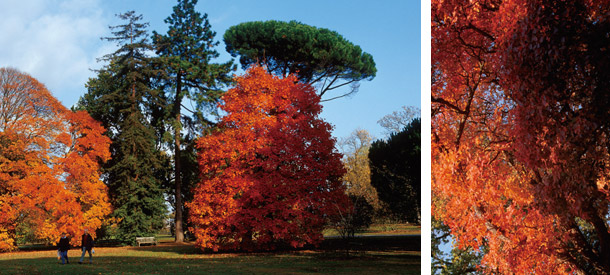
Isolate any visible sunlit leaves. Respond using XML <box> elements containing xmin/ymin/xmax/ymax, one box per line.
<box><xmin>0</xmin><ymin>68</ymin><xmax>111</xmax><ymax>250</ymax></box>
<box><xmin>338</xmin><ymin>129</ymin><xmax>381</xmax><ymax>210</ymax></box>
<box><xmin>188</xmin><ymin>66</ymin><xmax>348</xmax><ymax>251</ymax></box>
<box><xmin>432</xmin><ymin>0</ymin><xmax>610</xmax><ymax>273</ymax></box>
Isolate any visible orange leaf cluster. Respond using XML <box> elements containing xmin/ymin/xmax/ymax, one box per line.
<box><xmin>433</xmin><ymin>1</ymin><xmax>610</xmax><ymax>273</ymax></box>
<box><xmin>0</xmin><ymin>68</ymin><xmax>111</xmax><ymax>250</ymax></box>
<box><xmin>188</xmin><ymin>66</ymin><xmax>348</xmax><ymax>251</ymax></box>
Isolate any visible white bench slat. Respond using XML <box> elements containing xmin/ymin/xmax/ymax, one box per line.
<box><xmin>135</xmin><ymin>237</ymin><xmax>157</xmax><ymax>246</ymax></box>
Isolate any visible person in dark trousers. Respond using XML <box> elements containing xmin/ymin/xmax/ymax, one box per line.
<box><xmin>79</xmin><ymin>229</ymin><xmax>94</xmax><ymax>264</ymax></box>
<box><xmin>57</xmin><ymin>232</ymin><xmax>70</xmax><ymax>264</ymax></box>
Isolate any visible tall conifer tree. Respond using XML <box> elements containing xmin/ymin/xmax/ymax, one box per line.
<box><xmin>77</xmin><ymin>11</ymin><xmax>168</xmax><ymax>244</ymax></box>
<box><xmin>153</xmin><ymin>0</ymin><xmax>234</xmax><ymax>242</ymax></box>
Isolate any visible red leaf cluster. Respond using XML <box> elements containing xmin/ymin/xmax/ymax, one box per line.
<box><xmin>188</xmin><ymin>66</ymin><xmax>348</xmax><ymax>251</ymax></box>
<box><xmin>433</xmin><ymin>1</ymin><xmax>610</xmax><ymax>273</ymax></box>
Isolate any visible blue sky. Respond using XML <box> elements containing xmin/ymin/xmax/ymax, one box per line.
<box><xmin>0</xmin><ymin>0</ymin><xmax>420</xmax><ymax>141</ymax></box>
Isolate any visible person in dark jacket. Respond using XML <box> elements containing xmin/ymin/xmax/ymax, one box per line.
<box><xmin>57</xmin><ymin>232</ymin><xmax>70</xmax><ymax>264</ymax></box>
<box><xmin>79</xmin><ymin>229</ymin><xmax>94</xmax><ymax>264</ymax></box>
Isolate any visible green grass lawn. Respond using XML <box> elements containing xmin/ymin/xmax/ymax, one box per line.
<box><xmin>0</xmin><ymin>241</ymin><xmax>419</xmax><ymax>274</ymax></box>
<box><xmin>364</xmin><ymin>223</ymin><xmax>421</xmax><ymax>235</ymax></box>
<box><xmin>323</xmin><ymin>223</ymin><xmax>421</xmax><ymax>237</ymax></box>
<box><xmin>2</xmin><ymin>225</ymin><xmax>420</xmax><ymax>274</ymax></box>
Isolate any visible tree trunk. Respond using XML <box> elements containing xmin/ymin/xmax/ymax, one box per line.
<box><xmin>589</xmin><ymin>212</ymin><xmax>610</xmax><ymax>273</ymax></box>
<box><xmin>174</xmin><ymin>74</ymin><xmax>184</xmax><ymax>243</ymax></box>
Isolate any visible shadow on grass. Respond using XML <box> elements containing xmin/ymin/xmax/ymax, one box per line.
<box><xmin>132</xmin><ymin>234</ymin><xmax>420</xmax><ymax>255</ymax></box>
<box><xmin>3</xmin><ymin>235</ymin><xmax>420</xmax><ymax>274</ymax></box>
<box><xmin>0</xmin><ymin>252</ymin><xmax>420</xmax><ymax>275</ymax></box>
<box><xmin>17</xmin><ymin>235</ymin><xmax>420</xmax><ymax>255</ymax></box>
<box><xmin>126</xmin><ymin>242</ymin><xmax>203</xmax><ymax>254</ymax></box>
<box><xmin>319</xmin><ymin>235</ymin><xmax>420</xmax><ymax>252</ymax></box>
<box><xmin>18</xmin><ymin>240</ymin><xmax>124</xmax><ymax>252</ymax></box>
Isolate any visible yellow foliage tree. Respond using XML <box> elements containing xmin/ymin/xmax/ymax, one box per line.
<box><xmin>339</xmin><ymin>129</ymin><xmax>381</xmax><ymax>210</ymax></box>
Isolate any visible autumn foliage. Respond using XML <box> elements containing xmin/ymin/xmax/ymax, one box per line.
<box><xmin>433</xmin><ymin>1</ymin><xmax>610</xmax><ymax>273</ymax></box>
<box><xmin>0</xmin><ymin>68</ymin><xmax>111</xmax><ymax>250</ymax></box>
<box><xmin>188</xmin><ymin>66</ymin><xmax>348</xmax><ymax>251</ymax></box>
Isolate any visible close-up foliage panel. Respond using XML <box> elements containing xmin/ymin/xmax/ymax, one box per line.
<box><xmin>432</xmin><ymin>0</ymin><xmax>610</xmax><ymax>273</ymax></box>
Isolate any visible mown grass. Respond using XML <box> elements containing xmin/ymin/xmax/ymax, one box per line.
<box><xmin>323</xmin><ymin>223</ymin><xmax>421</xmax><ymax>237</ymax></box>
<box><xmin>364</xmin><ymin>223</ymin><xmax>421</xmax><ymax>235</ymax></box>
<box><xmin>0</xmin><ymin>240</ymin><xmax>419</xmax><ymax>275</ymax></box>
<box><xmin>3</xmin><ymin>225</ymin><xmax>420</xmax><ymax>274</ymax></box>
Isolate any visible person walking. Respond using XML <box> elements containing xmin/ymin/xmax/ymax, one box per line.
<box><xmin>57</xmin><ymin>232</ymin><xmax>70</xmax><ymax>264</ymax></box>
<box><xmin>79</xmin><ymin>229</ymin><xmax>94</xmax><ymax>264</ymax></box>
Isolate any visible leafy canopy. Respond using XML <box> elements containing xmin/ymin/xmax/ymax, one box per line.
<box><xmin>432</xmin><ymin>0</ymin><xmax>610</xmax><ymax>273</ymax></box>
<box><xmin>188</xmin><ymin>65</ymin><xmax>348</xmax><ymax>252</ymax></box>
<box><xmin>223</xmin><ymin>20</ymin><xmax>376</xmax><ymax>100</ymax></box>
<box><xmin>0</xmin><ymin>68</ymin><xmax>111</xmax><ymax>250</ymax></box>
<box><xmin>338</xmin><ymin>129</ymin><xmax>381</xmax><ymax>210</ymax></box>
<box><xmin>153</xmin><ymin>0</ymin><xmax>234</xmax><ymax>116</ymax></box>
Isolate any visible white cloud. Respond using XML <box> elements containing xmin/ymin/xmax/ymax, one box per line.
<box><xmin>0</xmin><ymin>0</ymin><xmax>109</xmax><ymax>107</ymax></box>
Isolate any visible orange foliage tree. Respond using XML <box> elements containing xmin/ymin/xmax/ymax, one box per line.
<box><xmin>432</xmin><ymin>1</ymin><xmax>610</xmax><ymax>273</ymax></box>
<box><xmin>188</xmin><ymin>66</ymin><xmax>348</xmax><ymax>251</ymax></box>
<box><xmin>0</xmin><ymin>68</ymin><xmax>111</xmax><ymax>250</ymax></box>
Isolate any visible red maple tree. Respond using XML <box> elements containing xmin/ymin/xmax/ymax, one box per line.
<box><xmin>0</xmin><ymin>68</ymin><xmax>111</xmax><ymax>250</ymax></box>
<box><xmin>188</xmin><ymin>66</ymin><xmax>348</xmax><ymax>251</ymax></box>
<box><xmin>432</xmin><ymin>1</ymin><xmax>610</xmax><ymax>273</ymax></box>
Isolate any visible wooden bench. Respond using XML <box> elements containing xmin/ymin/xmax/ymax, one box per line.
<box><xmin>135</xmin><ymin>237</ymin><xmax>157</xmax><ymax>246</ymax></box>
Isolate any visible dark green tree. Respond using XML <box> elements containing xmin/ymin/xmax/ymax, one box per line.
<box><xmin>223</xmin><ymin>20</ymin><xmax>376</xmax><ymax>101</ymax></box>
<box><xmin>152</xmin><ymin>0</ymin><xmax>234</xmax><ymax>242</ymax></box>
<box><xmin>369</xmin><ymin>118</ymin><xmax>420</xmax><ymax>223</ymax></box>
<box><xmin>76</xmin><ymin>11</ymin><xmax>168</xmax><ymax>244</ymax></box>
